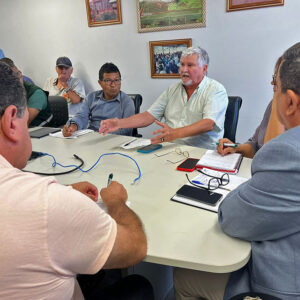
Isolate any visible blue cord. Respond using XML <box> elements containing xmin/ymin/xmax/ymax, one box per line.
<box><xmin>40</xmin><ymin>152</ymin><xmax>142</xmax><ymax>184</ymax></box>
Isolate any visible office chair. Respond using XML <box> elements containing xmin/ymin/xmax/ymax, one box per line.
<box><xmin>229</xmin><ymin>292</ymin><xmax>281</xmax><ymax>300</ymax></box>
<box><xmin>46</xmin><ymin>96</ymin><xmax>69</xmax><ymax>128</ymax></box>
<box><xmin>223</xmin><ymin>96</ymin><xmax>243</xmax><ymax>143</ymax></box>
<box><xmin>127</xmin><ymin>94</ymin><xmax>143</xmax><ymax>137</ymax></box>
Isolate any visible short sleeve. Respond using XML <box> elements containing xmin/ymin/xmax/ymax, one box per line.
<box><xmin>147</xmin><ymin>89</ymin><xmax>169</xmax><ymax>121</ymax></box>
<box><xmin>47</xmin><ymin>183</ymin><xmax>117</xmax><ymax>275</ymax></box>
<box><xmin>27</xmin><ymin>90</ymin><xmax>48</xmax><ymax>111</ymax></box>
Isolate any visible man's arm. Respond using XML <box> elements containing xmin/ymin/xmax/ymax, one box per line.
<box><xmin>99</xmin><ymin>111</ymin><xmax>155</xmax><ymax>135</ymax></box>
<box><xmin>27</xmin><ymin>89</ymin><xmax>47</xmax><ymax>125</ymax></box>
<box><xmin>101</xmin><ymin>182</ymin><xmax>147</xmax><ymax>268</ymax></box>
<box><xmin>151</xmin><ymin>118</ymin><xmax>215</xmax><ymax>144</ymax></box>
<box><xmin>27</xmin><ymin>107</ymin><xmax>40</xmax><ymax>125</ymax></box>
<box><xmin>217</xmin><ymin>138</ymin><xmax>255</xmax><ymax>158</ymax></box>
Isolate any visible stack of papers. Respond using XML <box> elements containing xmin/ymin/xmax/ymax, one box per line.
<box><xmin>196</xmin><ymin>150</ymin><xmax>242</xmax><ymax>174</ymax></box>
<box><xmin>49</xmin><ymin>129</ymin><xmax>93</xmax><ymax>139</ymax></box>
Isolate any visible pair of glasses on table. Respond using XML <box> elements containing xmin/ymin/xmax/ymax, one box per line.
<box><xmin>154</xmin><ymin>147</ymin><xmax>189</xmax><ymax>164</ymax></box>
<box><xmin>186</xmin><ymin>169</ymin><xmax>230</xmax><ymax>191</ymax></box>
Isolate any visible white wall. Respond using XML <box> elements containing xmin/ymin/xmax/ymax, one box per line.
<box><xmin>0</xmin><ymin>0</ymin><xmax>299</xmax><ymax>141</ymax></box>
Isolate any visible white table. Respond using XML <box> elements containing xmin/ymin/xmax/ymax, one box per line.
<box><xmin>25</xmin><ymin>132</ymin><xmax>252</xmax><ymax>273</ymax></box>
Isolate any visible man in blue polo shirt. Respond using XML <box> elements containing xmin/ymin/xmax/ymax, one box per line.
<box><xmin>63</xmin><ymin>63</ymin><xmax>134</xmax><ymax>137</ymax></box>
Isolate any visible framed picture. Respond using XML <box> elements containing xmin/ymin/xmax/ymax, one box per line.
<box><xmin>137</xmin><ymin>0</ymin><xmax>206</xmax><ymax>33</ymax></box>
<box><xmin>227</xmin><ymin>0</ymin><xmax>284</xmax><ymax>12</ymax></box>
<box><xmin>85</xmin><ymin>0</ymin><xmax>122</xmax><ymax>27</ymax></box>
<box><xmin>149</xmin><ymin>39</ymin><xmax>192</xmax><ymax>79</ymax></box>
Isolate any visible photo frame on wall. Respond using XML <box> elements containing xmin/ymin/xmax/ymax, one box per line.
<box><xmin>85</xmin><ymin>0</ymin><xmax>122</xmax><ymax>27</ymax></box>
<box><xmin>137</xmin><ymin>0</ymin><xmax>206</xmax><ymax>33</ymax></box>
<box><xmin>149</xmin><ymin>39</ymin><xmax>192</xmax><ymax>79</ymax></box>
<box><xmin>227</xmin><ymin>0</ymin><xmax>284</xmax><ymax>12</ymax></box>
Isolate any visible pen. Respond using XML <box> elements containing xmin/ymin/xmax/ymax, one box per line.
<box><xmin>216</xmin><ymin>142</ymin><xmax>238</xmax><ymax>148</ymax></box>
<box><xmin>107</xmin><ymin>173</ymin><xmax>113</xmax><ymax>186</ymax></box>
<box><xmin>192</xmin><ymin>180</ymin><xmax>204</xmax><ymax>185</ymax></box>
<box><xmin>124</xmin><ymin>138</ymin><xmax>137</xmax><ymax>147</ymax></box>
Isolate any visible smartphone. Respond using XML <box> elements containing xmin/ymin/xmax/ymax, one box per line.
<box><xmin>176</xmin><ymin>158</ymin><xmax>199</xmax><ymax>172</ymax></box>
<box><xmin>137</xmin><ymin>144</ymin><xmax>162</xmax><ymax>153</ymax></box>
<box><xmin>175</xmin><ymin>185</ymin><xmax>222</xmax><ymax>206</ymax></box>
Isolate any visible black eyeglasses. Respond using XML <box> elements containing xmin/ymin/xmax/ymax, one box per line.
<box><xmin>186</xmin><ymin>170</ymin><xmax>230</xmax><ymax>191</ymax></box>
<box><xmin>272</xmin><ymin>74</ymin><xmax>277</xmax><ymax>86</ymax></box>
<box><xmin>103</xmin><ymin>78</ymin><xmax>121</xmax><ymax>85</ymax></box>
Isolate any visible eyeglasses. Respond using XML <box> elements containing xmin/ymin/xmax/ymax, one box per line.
<box><xmin>103</xmin><ymin>78</ymin><xmax>121</xmax><ymax>85</ymax></box>
<box><xmin>154</xmin><ymin>147</ymin><xmax>189</xmax><ymax>164</ymax></box>
<box><xmin>186</xmin><ymin>169</ymin><xmax>230</xmax><ymax>191</ymax></box>
<box><xmin>272</xmin><ymin>74</ymin><xmax>277</xmax><ymax>86</ymax></box>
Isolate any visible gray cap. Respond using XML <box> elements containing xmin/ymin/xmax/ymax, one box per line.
<box><xmin>56</xmin><ymin>56</ymin><xmax>72</xmax><ymax>68</ymax></box>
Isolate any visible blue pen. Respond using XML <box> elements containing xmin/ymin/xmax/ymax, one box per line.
<box><xmin>107</xmin><ymin>173</ymin><xmax>113</xmax><ymax>186</ymax></box>
<box><xmin>192</xmin><ymin>180</ymin><xmax>204</xmax><ymax>185</ymax></box>
<box><xmin>216</xmin><ymin>142</ymin><xmax>238</xmax><ymax>148</ymax></box>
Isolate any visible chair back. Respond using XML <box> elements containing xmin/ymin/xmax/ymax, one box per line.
<box><xmin>223</xmin><ymin>96</ymin><xmax>242</xmax><ymax>143</ymax></box>
<box><xmin>46</xmin><ymin>96</ymin><xmax>69</xmax><ymax>128</ymax></box>
<box><xmin>127</xmin><ymin>94</ymin><xmax>143</xmax><ymax>137</ymax></box>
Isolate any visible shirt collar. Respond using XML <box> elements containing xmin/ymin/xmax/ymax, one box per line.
<box><xmin>98</xmin><ymin>90</ymin><xmax>121</xmax><ymax>102</ymax></box>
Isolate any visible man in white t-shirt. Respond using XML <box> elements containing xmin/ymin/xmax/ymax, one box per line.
<box><xmin>0</xmin><ymin>62</ymin><xmax>152</xmax><ymax>300</ymax></box>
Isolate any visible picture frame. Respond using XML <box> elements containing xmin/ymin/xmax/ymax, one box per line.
<box><xmin>149</xmin><ymin>39</ymin><xmax>192</xmax><ymax>79</ymax></box>
<box><xmin>137</xmin><ymin>0</ymin><xmax>206</xmax><ymax>33</ymax></box>
<box><xmin>227</xmin><ymin>0</ymin><xmax>284</xmax><ymax>12</ymax></box>
<box><xmin>85</xmin><ymin>0</ymin><xmax>122</xmax><ymax>27</ymax></box>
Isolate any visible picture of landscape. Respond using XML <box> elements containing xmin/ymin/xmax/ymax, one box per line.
<box><xmin>137</xmin><ymin>0</ymin><xmax>206</xmax><ymax>33</ymax></box>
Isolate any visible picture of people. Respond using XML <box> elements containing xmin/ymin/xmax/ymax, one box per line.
<box><xmin>149</xmin><ymin>39</ymin><xmax>192</xmax><ymax>78</ymax></box>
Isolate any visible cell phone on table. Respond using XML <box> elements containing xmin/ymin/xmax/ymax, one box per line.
<box><xmin>176</xmin><ymin>185</ymin><xmax>222</xmax><ymax>206</ymax></box>
<box><xmin>137</xmin><ymin>144</ymin><xmax>162</xmax><ymax>153</ymax></box>
<box><xmin>176</xmin><ymin>158</ymin><xmax>199</xmax><ymax>172</ymax></box>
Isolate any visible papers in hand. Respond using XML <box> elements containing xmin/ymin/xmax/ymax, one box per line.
<box><xmin>121</xmin><ymin>138</ymin><xmax>151</xmax><ymax>149</ymax></box>
<box><xmin>196</xmin><ymin>150</ymin><xmax>242</xmax><ymax>173</ymax></box>
<box><xmin>49</xmin><ymin>129</ymin><xmax>93</xmax><ymax>139</ymax></box>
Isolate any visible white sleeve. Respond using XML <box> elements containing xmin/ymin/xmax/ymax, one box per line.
<box><xmin>47</xmin><ymin>183</ymin><xmax>117</xmax><ymax>275</ymax></box>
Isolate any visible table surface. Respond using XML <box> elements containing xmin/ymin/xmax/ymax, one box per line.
<box><xmin>25</xmin><ymin>132</ymin><xmax>252</xmax><ymax>273</ymax></box>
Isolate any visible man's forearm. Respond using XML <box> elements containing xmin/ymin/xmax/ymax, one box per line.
<box><xmin>173</xmin><ymin>118</ymin><xmax>215</xmax><ymax>140</ymax></box>
<box><xmin>67</xmin><ymin>89</ymin><xmax>81</xmax><ymax>104</ymax></box>
<box><xmin>118</xmin><ymin>111</ymin><xmax>155</xmax><ymax>129</ymax></box>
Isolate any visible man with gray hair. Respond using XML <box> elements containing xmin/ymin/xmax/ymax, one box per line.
<box><xmin>99</xmin><ymin>46</ymin><xmax>228</xmax><ymax>149</ymax></box>
<box><xmin>174</xmin><ymin>42</ymin><xmax>300</xmax><ymax>300</ymax></box>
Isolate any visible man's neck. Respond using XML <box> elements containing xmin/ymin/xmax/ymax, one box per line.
<box><xmin>183</xmin><ymin>82</ymin><xmax>200</xmax><ymax>100</ymax></box>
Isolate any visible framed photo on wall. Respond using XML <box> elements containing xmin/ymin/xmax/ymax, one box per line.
<box><xmin>137</xmin><ymin>0</ymin><xmax>206</xmax><ymax>33</ymax></box>
<box><xmin>85</xmin><ymin>0</ymin><xmax>122</xmax><ymax>27</ymax></box>
<box><xmin>149</xmin><ymin>39</ymin><xmax>192</xmax><ymax>79</ymax></box>
<box><xmin>227</xmin><ymin>0</ymin><xmax>284</xmax><ymax>12</ymax></box>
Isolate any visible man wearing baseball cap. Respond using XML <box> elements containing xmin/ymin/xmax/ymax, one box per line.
<box><xmin>43</xmin><ymin>56</ymin><xmax>86</xmax><ymax>116</ymax></box>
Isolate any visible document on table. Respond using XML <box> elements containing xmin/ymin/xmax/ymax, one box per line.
<box><xmin>196</xmin><ymin>150</ymin><xmax>242</xmax><ymax>173</ymax></box>
<box><xmin>49</xmin><ymin>129</ymin><xmax>93</xmax><ymax>139</ymax></box>
<box><xmin>121</xmin><ymin>138</ymin><xmax>151</xmax><ymax>149</ymax></box>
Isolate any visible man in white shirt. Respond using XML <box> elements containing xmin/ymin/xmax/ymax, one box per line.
<box><xmin>99</xmin><ymin>46</ymin><xmax>228</xmax><ymax>149</ymax></box>
<box><xmin>43</xmin><ymin>56</ymin><xmax>86</xmax><ymax>116</ymax></box>
<box><xmin>0</xmin><ymin>62</ymin><xmax>152</xmax><ymax>300</ymax></box>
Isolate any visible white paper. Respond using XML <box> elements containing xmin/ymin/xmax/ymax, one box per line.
<box><xmin>49</xmin><ymin>129</ymin><xmax>93</xmax><ymax>139</ymax></box>
<box><xmin>121</xmin><ymin>138</ymin><xmax>151</xmax><ymax>149</ymax></box>
<box><xmin>197</xmin><ymin>150</ymin><xmax>242</xmax><ymax>172</ymax></box>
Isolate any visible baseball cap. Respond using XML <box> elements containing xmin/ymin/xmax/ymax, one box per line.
<box><xmin>56</xmin><ymin>56</ymin><xmax>72</xmax><ymax>68</ymax></box>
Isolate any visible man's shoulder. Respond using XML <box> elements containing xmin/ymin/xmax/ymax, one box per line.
<box><xmin>69</xmin><ymin>76</ymin><xmax>83</xmax><ymax>84</ymax></box>
<box><xmin>202</xmin><ymin>76</ymin><xmax>226</xmax><ymax>91</ymax></box>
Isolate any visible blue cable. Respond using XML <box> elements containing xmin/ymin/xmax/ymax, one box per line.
<box><xmin>40</xmin><ymin>152</ymin><xmax>142</xmax><ymax>184</ymax></box>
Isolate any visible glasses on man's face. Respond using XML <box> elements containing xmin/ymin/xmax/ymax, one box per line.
<box><xmin>154</xmin><ymin>147</ymin><xmax>189</xmax><ymax>163</ymax></box>
<box><xmin>272</xmin><ymin>74</ymin><xmax>277</xmax><ymax>86</ymax></box>
<box><xmin>103</xmin><ymin>78</ymin><xmax>121</xmax><ymax>85</ymax></box>
<box><xmin>186</xmin><ymin>169</ymin><xmax>229</xmax><ymax>191</ymax></box>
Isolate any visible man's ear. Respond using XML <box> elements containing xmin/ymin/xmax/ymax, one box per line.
<box><xmin>70</xmin><ymin>67</ymin><xmax>73</xmax><ymax>75</ymax></box>
<box><xmin>98</xmin><ymin>79</ymin><xmax>104</xmax><ymax>89</ymax></box>
<box><xmin>1</xmin><ymin>105</ymin><xmax>19</xmax><ymax>142</ymax></box>
<box><xmin>286</xmin><ymin>90</ymin><xmax>300</xmax><ymax>117</ymax></box>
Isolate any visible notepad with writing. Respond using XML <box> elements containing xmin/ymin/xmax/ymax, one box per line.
<box><xmin>196</xmin><ymin>150</ymin><xmax>242</xmax><ymax>174</ymax></box>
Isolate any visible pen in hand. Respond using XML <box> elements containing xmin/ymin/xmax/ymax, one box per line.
<box><xmin>216</xmin><ymin>142</ymin><xmax>238</xmax><ymax>148</ymax></box>
<box><xmin>107</xmin><ymin>173</ymin><xmax>113</xmax><ymax>186</ymax></box>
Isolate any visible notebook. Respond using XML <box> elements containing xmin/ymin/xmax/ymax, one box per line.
<box><xmin>196</xmin><ymin>150</ymin><xmax>243</xmax><ymax>174</ymax></box>
<box><xmin>30</xmin><ymin>127</ymin><xmax>60</xmax><ymax>138</ymax></box>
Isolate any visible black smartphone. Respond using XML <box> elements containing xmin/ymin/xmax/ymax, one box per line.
<box><xmin>175</xmin><ymin>185</ymin><xmax>222</xmax><ymax>206</ymax></box>
<box><xmin>137</xmin><ymin>144</ymin><xmax>162</xmax><ymax>153</ymax></box>
<box><xmin>176</xmin><ymin>158</ymin><xmax>199</xmax><ymax>172</ymax></box>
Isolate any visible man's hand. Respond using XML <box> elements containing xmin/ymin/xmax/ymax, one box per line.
<box><xmin>71</xmin><ymin>181</ymin><xmax>99</xmax><ymax>202</ymax></box>
<box><xmin>100</xmin><ymin>181</ymin><xmax>128</xmax><ymax>206</ymax></box>
<box><xmin>151</xmin><ymin>120</ymin><xmax>177</xmax><ymax>144</ymax></box>
<box><xmin>217</xmin><ymin>138</ymin><xmax>238</xmax><ymax>156</ymax></box>
<box><xmin>62</xmin><ymin>124</ymin><xmax>78</xmax><ymax>137</ymax></box>
<box><xmin>99</xmin><ymin>118</ymin><xmax>120</xmax><ymax>135</ymax></box>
